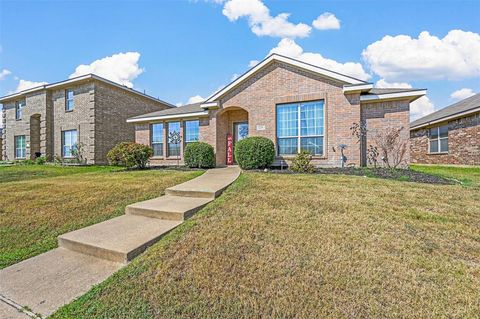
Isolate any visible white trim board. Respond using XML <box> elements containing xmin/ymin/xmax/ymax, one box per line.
<box><xmin>127</xmin><ymin>111</ymin><xmax>209</xmax><ymax>123</ymax></box>
<box><xmin>360</xmin><ymin>90</ymin><xmax>427</xmax><ymax>102</ymax></box>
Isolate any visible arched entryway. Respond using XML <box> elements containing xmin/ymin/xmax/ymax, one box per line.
<box><xmin>215</xmin><ymin>106</ymin><xmax>249</xmax><ymax>166</ymax></box>
<box><xmin>30</xmin><ymin>114</ymin><xmax>41</xmax><ymax>159</ymax></box>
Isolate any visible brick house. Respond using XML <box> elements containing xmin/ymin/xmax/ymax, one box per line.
<box><xmin>0</xmin><ymin>128</ymin><xmax>3</xmax><ymax>161</ymax></box>
<box><xmin>128</xmin><ymin>54</ymin><xmax>426</xmax><ymax>167</ymax></box>
<box><xmin>0</xmin><ymin>74</ymin><xmax>173</xmax><ymax>164</ymax></box>
<box><xmin>410</xmin><ymin>93</ymin><xmax>480</xmax><ymax>166</ymax></box>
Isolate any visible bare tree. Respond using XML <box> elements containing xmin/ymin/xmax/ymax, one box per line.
<box><xmin>372</xmin><ymin>127</ymin><xmax>407</xmax><ymax>168</ymax></box>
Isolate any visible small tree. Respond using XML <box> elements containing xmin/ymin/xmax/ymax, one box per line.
<box><xmin>373</xmin><ymin>127</ymin><xmax>407</xmax><ymax>168</ymax></box>
<box><xmin>168</xmin><ymin>131</ymin><xmax>182</xmax><ymax>167</ymax></box>
<box><xmin>366</xmin><ymin>145</ymin><xmax>379</xmax><ymax>168</ymax></box>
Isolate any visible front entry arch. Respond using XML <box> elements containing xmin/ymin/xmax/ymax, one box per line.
<box><xmin>216</xmin><ymin>107</ymin><xmax>249</xmax><ymax>166</ymax></box>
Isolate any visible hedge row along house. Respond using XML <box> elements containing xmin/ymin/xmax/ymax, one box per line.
<box><xmin>128</xmin><ymin>54</ymin><xmax>425</xmax><ymax>167</ymax></box>
<box><xmin>0</xmin><ymin>74</ymin><xmax>173</xmax><ymax>164</ymax></box>
<box><xmin>410</xmin><ymin>93</ymin><xmax>480</xmax><ymax>166</ymax></box>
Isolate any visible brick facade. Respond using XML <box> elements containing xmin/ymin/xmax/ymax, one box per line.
<box><xmin>135</xmin><ymin>61</ymin><xmax>411</xmax><ymax>168</ymax></box>
<box><xmin>410</xmin><ymin>112</ymin><xmax>480</xmax><ymax>165</ymax></box>
<box><xmin>1</xmin><ymin>77</ymin><xmax>170</xmax><ymax>163</ymax></box>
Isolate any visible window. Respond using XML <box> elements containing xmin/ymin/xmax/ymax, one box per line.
<box><xmin>65</xmin><ymin>89</ymin><xmax>74</xmax><ymax>111</ymax></box>
<box><xmin>14</xmin><ymin>135</ymin><xmax>26</xmax><ymax>158</ymax></box>
<box><xmin>62</xmin><ymin>130</ymin><xmax>78</xmax><ymax>158</ymax></box>
<box><xmin>429</xmin><ymin>125</ymin><xmax>448</xmax><ymax>153</ymax></box>
<box><xmin>151</xmin><ymin>123</ymin><xmax>164</xmax><ymax>157</ymax></box>
<box><xmin>167</xmin><ymin>122</ymin><xmax>181</xmax><ymax>157</ymax></box>
<box><xmin>184</xmin><ymin>120</ymin><xmax>199</xmax><ymax>145</ymax></box>
<box><xmin>276</xmin><ymin>100</ymin><xmax>324</xmax><ymax>155</ymax></box>
<box><xmin>15</xmin><ymin>101</ymin><xmax>25</xmax><ymax>120</ymax></box>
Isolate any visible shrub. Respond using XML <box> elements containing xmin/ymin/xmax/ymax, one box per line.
<box><xmin>290</xmin><ymin>150</ymin><xmax>316</xmax><ymax>173</ymax></box>
<box><xmin>35</xmin><ymin>156</ymin><xmax>47</xmax><ymax>165</ymax></box>
<box><xmin>184</xmin><ymin>142</ymin><xmax>215</xmax><ymax>168</ymax></box>
<box><xmin>107</xmin><ymin>142</ymin><xmax>153</xmax><ymax>169</ymax></box>
<box><xmin>234</xmin><ymin>136</ymin><xmax>275</xmax><ymax>170</ymax></box>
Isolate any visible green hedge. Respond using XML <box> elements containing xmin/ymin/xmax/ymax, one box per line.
<box><xmin>184</xmin><ymin>142</ymin><xmax>215</xmax><ymax>168</ymax></box>
<box><xmin>107</xmin><ymin>142</ymin><xmax>153</xmax><ymax>169</ymax></box>
<box><xmin>234</xmin><ymin>136</ymin><xmax>275</xmax><ymax>169</ymax></box>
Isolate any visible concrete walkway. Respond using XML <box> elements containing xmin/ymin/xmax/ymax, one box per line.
<box><xmin>0</xmin><ymin>166</ymin><xmax>240</xmax><ymax>318</ymax></box>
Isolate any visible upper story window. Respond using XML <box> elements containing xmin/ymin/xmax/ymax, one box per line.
<box><xmin>15</xmin><ymin>100</ymin><xmax>25</xmax><ymax>120</ymax></box>
<box><xmin>14</xmin><ymin>135</ymin><xmax>26</xmax><ymax>159</ymax></box>
<box><xmin>276</xmin><ymin>100</ymin><xmax>325</xmax><ymax>156</ymax></box>
<box><xmin>151</xmin><ymin>123</ymin><xmax>164</xmax><ymax>157</ymax></box>
<box><xmin>429</xmin><ymin>124</ymin><xmax>448</xmax><ymax>153</ymax></box>
<box><xmin>184</xmin><ymin>120</ymin><xmax>200</xmax><ymax>145</ymax></box>
<box><xmin>62</xmin><ymin>129</ymin><xmax>78</xmax><ymax>158</ymax></box>
<box><xmin>167</xmin><ymin>122</ymin><xmax>181</xmax><ymax>157</ymax></box>
<box><xmin>65</xmin><ymin>89</ymin><xmax>74</xmax><ymax>111</ymax></box>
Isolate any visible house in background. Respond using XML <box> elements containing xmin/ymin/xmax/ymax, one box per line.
<box><xmin>410</xmin><ymin>93</ymin><xmax>480</xmax><ymax>166</ymax></box>
<box><xmin>0</xmin><ymin>128</ymin><xmax>3</xmax><ymax>161</ymax></box>
<box><xmin>128</xmin><ymin>54</ymin><xmax>426</xmax><ymax>167</ymax></box>
<box><xmin>0</xmin><ymin>74</ymin><xmax>173</xmax><ymax>164</ymax></box>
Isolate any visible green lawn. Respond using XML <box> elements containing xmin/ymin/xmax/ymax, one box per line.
<box><xmin>0</xmin><ymin>165</ymin><xmax>203</xmax><ymax>268</ymax></box>
<box><xmin>52</xmin><ymin>166</ymin><xmax>480</xmax><ymax>319</ymax></box>
<box><xmin>411</xmin><ymin>164</ymin><xmax>480</xmax><ymax>188</ymax></box>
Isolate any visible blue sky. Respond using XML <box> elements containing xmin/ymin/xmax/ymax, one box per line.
<box><xmin>0</xmin><ymin>0</ymin><xmax>479</xmax><ymax>120</ymax></box>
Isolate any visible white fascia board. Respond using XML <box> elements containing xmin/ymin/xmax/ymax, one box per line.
<box><xmin>410</xmin><ymin>107</ymin><xmax>480</xmax><ymax>130</ymax></box>
<box><xmin>343</xmin><ymin>83</ymin><xmax>373</xmax><ymax>93</ymax></box>
<box><xmin>204</xmin><ymin>54</ymin><xmax>365</xmax><ymax>103</ymax></box>
<box><xmin>127</xmin><ymin>111</ymin><xmax>209</xmax><ymax>123</ymax></box>
<box><xmin>200</xmin><ymin>101</ymin><xmax>219</xmax><ymax>109</ymax></box>
<box><xmin>360</xmin><ymin>90</ymin><xmax>427</xmax><ymax>102</ymax></box>
<box><xmin>0</xmin><ymin>85</ymin><xmax>48</xmax><ymax>102</ymax></box>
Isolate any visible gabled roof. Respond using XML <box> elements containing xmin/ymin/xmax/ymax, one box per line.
<box><xmin>127</xmin><ymin>102</ymin><xmax>208</xmax><ymax>123</ymax></box>
<box><xmin>0</xmin><ymin>74</ymin><xmax>176</xmax><ymax>108</ymax></box>
<box><xmin>202</xmin><ymin>53</ymin><xmax>369</xmax><ymax>106</ymax></box>
<box><xmin>410</xmin><ymin>93</ymin><xmax>480</xmax><ymax>130</ymax></box>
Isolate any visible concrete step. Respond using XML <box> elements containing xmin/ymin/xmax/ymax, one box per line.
<box><xmin>166</xmin><ymin>166</ymin><xmax>240</xmax><ymax>199</ymax></box>
<box><xmin>58</xmin><ymin>215</ymin><xmax>181</xmax><ymax>264</ymax></box>
<box><xmin>126</xmin><ymin>195</ymin><xmax>213</xmax><ymax>220</ymax></box>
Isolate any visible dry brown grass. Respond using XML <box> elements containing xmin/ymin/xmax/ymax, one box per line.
<box><xmin>53</xmin><ymin>170</ymin><xmax>480</xmax><ymax>318</ymax></box>
<box><xmin>0</xmin><ymin>166</ymin><xmax>202</xmax><ymax>268</ymax></box>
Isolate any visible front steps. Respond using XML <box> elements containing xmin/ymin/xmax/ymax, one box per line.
<box><xmin>57</xmin><ymin>167</ymin><xmax>241</xmax><ymax>264</ymax></box>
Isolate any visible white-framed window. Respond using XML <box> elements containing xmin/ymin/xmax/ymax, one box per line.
<box><xmin>151</xmin><ymin>123</ymin><xmax>164</xmax><ymax>157</ymax></box>
<box><xmin>167</xmin><ymin>122</ymin><xmax>181</xmax><ymax>157</ymax></box>
<box><xmin>184</xmin><ymin>120</ymin><xmax>199</xmax><ymax>145</ymax></box>
<box><xmin>429</xmin><ymin>125</ymin><xmax>448</xmax><ymax>153</ymax></box>
<box><xmin>15</xmin><ymin>100</ymin><xmax>25</xmax><ymax>120</ymax></box>
<box><xmin>65</xmin><ymin>89</ymin><xmax>74</xmax><ymax>111</ymax></box>
<box><xmin>15</xmin><ymin>135</ymin><xmax>26</xmax><ymax>158</ymax></box>
<box><xmin>276</xmin><ymin>100</ymin><xmax>325</xmax><ymax>156</ymax></box>
<box><xmin>62</xmin><ymin>130</ymin><xmax>78</xmax><ymax>158</ymax></box>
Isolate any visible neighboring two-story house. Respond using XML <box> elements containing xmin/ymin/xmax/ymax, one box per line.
<box><xmin>0</xmin><ymin>74</ymin><xmax>173</xmax><ymax>164</ymax></box>
<box><xmin>128</xmin><ymin>54</ymin><xmax>426</xmax><ymax>167</ymax></box>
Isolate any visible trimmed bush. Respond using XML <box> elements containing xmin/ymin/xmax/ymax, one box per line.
<box><xmin>184</xmin><ymin>142</ymin><xmax>215</xmax><ymax>168</ymax></box>
<box><xmin>107</xmin><ymin>142</ymin><xmax>153</xmax><ymax>169</ymax></box>
<box><xmin>290</xmin><ymin>150</ymin><xmax>315</xmax><ymax>173</ymax></box>
<box><xmin>234</xmin><ymin>136</ymin><xmax>275</xmax><ymax>169</ymax></box>
<box><xmin>35</xmin><ymin>156</ymin><xmax>47</xmax><ymax>165</ymax></box>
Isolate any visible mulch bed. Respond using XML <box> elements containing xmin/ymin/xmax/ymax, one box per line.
<box><xmin>255</xmin><ymin>167</ymin><xmax>457</xmax><ymax>185</ymax></box>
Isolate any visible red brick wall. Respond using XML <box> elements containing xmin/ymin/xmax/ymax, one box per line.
<box><xmin>410</xmin><ymin>112</ymin><xmax>480</xmax><ymax>165</ymax></box>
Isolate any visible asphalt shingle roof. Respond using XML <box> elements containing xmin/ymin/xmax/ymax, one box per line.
<box><xmin>410</xmin><ymin>93</ymin><xmax>480</xmax><ymax>128</ymax></box>
<box><xmin>364</xmin><ymin>88</ymin><xmax>425</xmax><ymax>95</ymax></box>
<box><xmin>129</xmin><ymin>102</ymin><xmax>205</xmax><ymax>120</ymax></box>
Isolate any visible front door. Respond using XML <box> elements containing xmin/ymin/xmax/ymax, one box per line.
<box><xmin>233</xmin><ymin>122</ymin><xmax>248</xmax><ymax>162</ymax></box>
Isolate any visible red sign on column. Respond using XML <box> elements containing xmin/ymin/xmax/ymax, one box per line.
<box><xmin>226</xmin><ymin>134</ymin><xmax>234</xmax><ymax>165</ymax></box>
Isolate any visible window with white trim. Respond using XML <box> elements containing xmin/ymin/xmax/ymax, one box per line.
<box><xmin>184</xmin><ymin>120</ymin><xmax>199</xmax><ymax>145</ymax></box>
<box><xmin>62</xmin><ymin>130</ymin><xmax>78</xmax><ymax>158</ymax></box>
<box><xmin>276</xmin><ymin>100</ymin><xmax>324</xmax><ymax>155</ymax></box>
<box><xmin>167</xmin><ymin>122</ymin><xmax>181</xmax><ymax>157</ymax></box>
<box><xmin>429</xmin><ymin>124</ymin><xmax>448</xmax><ymax>153</ymax></box>
<box><xmin>151</xmin><ymin>123</ymin><xmax>164</xmax><ymax>157</ymax></box>
<box><xmin>65</xmin><ymin>89</ymin><xmax>74</xmax><ymax>111</ymax></box>
<box><xmin>15</xmin><ymin>100</ymin><xmax>25</xmax><ymax>120</ymax></box>
<box><xmin>15</xmin><ymin>135</ymin><xmax>26</xmax><ymax>158</ymax></box>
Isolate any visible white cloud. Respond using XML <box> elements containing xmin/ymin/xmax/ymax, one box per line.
<box><xmin>269</xmin><ymin>38</ymin><xmax>371</xmax><ymax>81</ymax></box>
<box><xmin>450</xmin><ymin>88</ymin><xmax>475</xmax><ymax>100</ymax></box>
<box><xmin>69</xmin><ymin>52</ymin><xmax>144</xmax><ymax>88</ymax></box>
<box><xmin>410</xmin><ymin>96</ymin><xmax>435</xmax><ymax>121</ymax></box>
<box><xmin>312</xmin><ymin>12</ymin><xmax>340</xmax><ymax>30</ymax></box>
<box><xmin>188</xmin><ymin>95</ymin><xmax>205</xmax><ymax>104</ymax></box>
<box><xmin>176</xmin><ymin>102</ymin><xmax>184</xmax><ymax>107</ymax></box>
<box><xmin>222</xmin><ymin>0</ymin><xmax>311</xmax><ymax>38</ymax></box>
<box><xmin>12</xmin><ymin>79</ymin><xmax>48</xmax><ymax>93</ymax></box>
<box><xmin>0</xmin><ymin>69</ymin><xmax>11</xmax><ymax>80</ymax></box>
<box><xmin>248</xmin><ymin>60</ymin><xmax>259</xmax><ymax>67</ymax></box>
<box><xmin>375</xmin><ymin>79</ymin><xmax>412</xmax><ymax>88</ymax></box>
<box><xmin>362</xmin><ymin>30</ymin><xmax>480</xmax><ymax>81</ymax></box>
